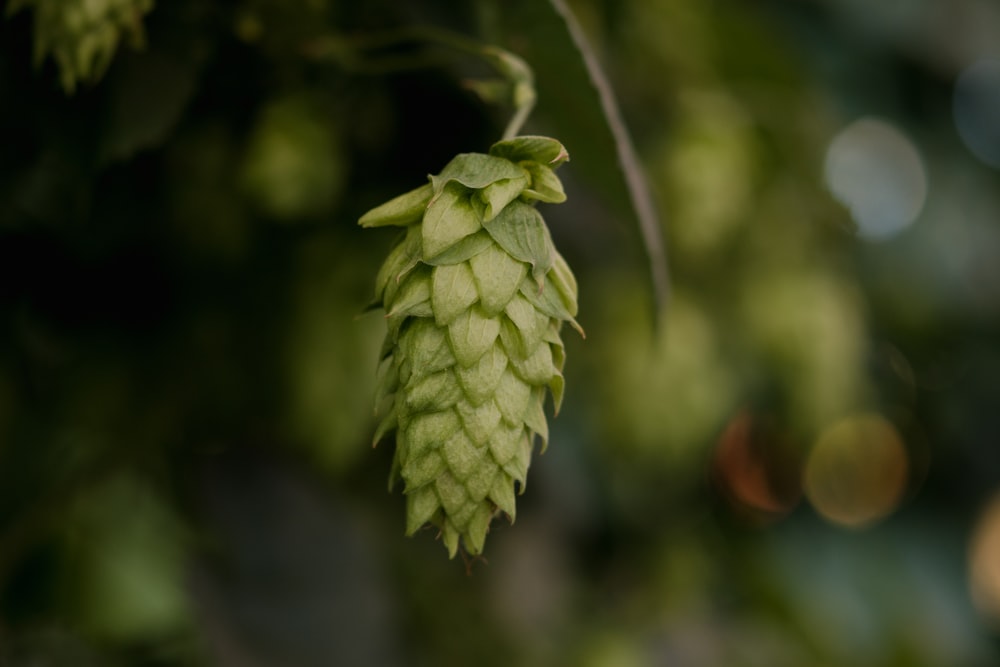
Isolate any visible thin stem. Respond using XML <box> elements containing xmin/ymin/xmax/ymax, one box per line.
<box><xmin>304</xmin><ymin>26</ymin><xmax>538</xmax><ymax>140</ymax></box>
<box><xmin>482</xmin><ymin>47</ymin><xmax>536</xmax><ymax>139</ymax></box>
<box><xmin>547</xmin><ymin>0</ymin><xmax>671</xmax><ymax>319</ymax></box>
<box><xmin>502</xmin><ymin>96</ymin><xmax>534</xmax><ymax>140</ymax></box>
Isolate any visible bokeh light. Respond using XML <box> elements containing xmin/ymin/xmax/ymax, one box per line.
<box><xmin>969</xmin><ymin>492</ymin><xmax>1000</xmax><ymax>627</ymax></box>
<box><xmin>739</xmin><ymin>270</ymin><xmax>867</xmax><ymax>432</ymax></box>
<box><xmin>240</xmin><ymin>95</ymin><xmax>346</xmax><ymax>221</ymax></box>
<box><xmin>590</xmin><ymin>287</ymin><xmax>738</xmax><ymax>468</ymax></box>
<box><xmin>712</xmin><ymin>411</ymin><xmax>801</xmax><ymax>521</ymax></box>
<box><xmin>824</xmin><ymin>118</ymin><xmax>927</xmax><ymax>241</ymax></box>
<box><xmin>662</xmin><ymin>91</ymin><xmax>754</xmax><ymax>258</ymax></box>
<box><xmin>953</xmin><ymin>58</ymin><xmax>1000</xmax><ymax>169</ymax></box>
<box><xmin>804</xmin><ymin>414</ymin><xmax>909</xmax><ymax>528</ymax></box>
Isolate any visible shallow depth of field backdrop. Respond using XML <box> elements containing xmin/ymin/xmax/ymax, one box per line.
<box><xmin>2</xmin><ymin>0</ymin><xmax>1000</xmax><ymax>665</ymax></box>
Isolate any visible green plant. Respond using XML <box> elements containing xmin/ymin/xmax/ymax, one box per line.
<box><xmin>360</xmin><ymin>135</ymin><xmax>581</xmax><ymax>557</ymax></box>
<box><xmin>3</xmin><ymin>0</ymin><xmax>667</xmax><ymax>566</ymax></box>
<box><xmin>6</xmin><ymin>0</ymin><xmax>153</xmax><ymax>92</ymax></box>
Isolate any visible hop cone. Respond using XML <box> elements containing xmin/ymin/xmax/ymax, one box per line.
<box><xmin>360</xmin><ymin>136</ymin><xmax>581</xmax><ymax>558</ymax></box>
<box><xmin>7</xmin><ymin>0</ymin><xmax>154</xmax><ymax>92</ymax></box>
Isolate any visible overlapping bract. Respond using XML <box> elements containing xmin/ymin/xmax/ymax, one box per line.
<box><xmin>360</xmin><ymin>136</ymin><xmax>581</xmax><ymax>557</ymax></box>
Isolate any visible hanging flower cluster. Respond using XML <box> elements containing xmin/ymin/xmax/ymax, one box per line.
<box><xmin>7</xmin><ymin>0</ymin><xmax>153</xmax><ymax>92</ymax></box>
<box><xmin>360</xmin><ymin>135</ymin><xmax>581</xmax><ymax>557</ymax></box>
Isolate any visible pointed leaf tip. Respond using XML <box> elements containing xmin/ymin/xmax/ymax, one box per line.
<box><xmin>483</xmin><ymin>201</ymin><xmax>554</xmax><ymax>282</ymax></box>
<box><xmin>422</xmin><ymin>183</ymin><xmax>482</xmax><ymax>259</ymax></box>
<box><xmin>360</xmin><ymin>183</ymin><xmax>433</xmax><ymax>228</ymax></box>
<box><xmin>489</xmin><ymin>136</ymin><xmax>569</xmax><ymax>168</ymax></box>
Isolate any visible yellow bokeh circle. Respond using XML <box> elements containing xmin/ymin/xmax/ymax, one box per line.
<box><xmin>969</xmin><ymin>493</ymin><xmax>1000</xmax><ymax>626</ymax></box>
<box><xmin>804</xmin><ymin>414</ymin><xmax>909</xmax><ymax>527</ymax></box>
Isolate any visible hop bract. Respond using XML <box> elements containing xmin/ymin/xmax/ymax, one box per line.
<box><xmin>360</xmin><ymin>135</ymin><xmax>581</xmax><ymax>558</ymax></box>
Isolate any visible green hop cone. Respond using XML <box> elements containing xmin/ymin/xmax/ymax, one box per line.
<box><xmin>360</xmin><ymin>135</ymin><xmax>582</xmax><ymax>558</ymax></box>
<box><xmin>7</xmin><ymin>0</ymin><xmax>154</xmax><ymax>92</ymax></box>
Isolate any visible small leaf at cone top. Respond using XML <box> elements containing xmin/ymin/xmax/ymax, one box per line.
<box><xmin>422</xmin><ymin>183</ymin><xmax>482</xmax><ymax>259</ymax></box>
<box><xmin>430</xmin><ymin>153</ymin><xmax>526</xmax><ymax>193</ymax></box>
<box><xmin>490</xmin><ymin>136</ymin><xmax>570</xmax><ymax>167</ymax></box>
<box><xmin>483</xmin><ymin>200</ymin><xmax>554</xmax><ymax>283</ymax></box>
<box><xmin>469</xmin><ymin>243</ymin><xmax>528</xmax><ymax>316</ymax></box>
<box><xmin>479</xmin><ymin>173</ymin><xmax>529</xmax><ymax>221</ymax></box>
<box><xmin>431</xmin><ymin>262</ymin><xmax>479</xmax><ymax>326</ymax></box>
<box><xmin>521</xmin><ymin>162</ymin><xmax>567</xmax><ymax>204</ymax></box>
<box><xmin>360</xmin><ymin>183</ymin><xmax>433</xmax><ymax>227</ymax></box>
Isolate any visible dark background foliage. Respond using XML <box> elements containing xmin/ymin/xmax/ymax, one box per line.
<box><xmin>1</xmin><ymin>0</ymin><xmax>999</xmax><ymax>665</ymax></box>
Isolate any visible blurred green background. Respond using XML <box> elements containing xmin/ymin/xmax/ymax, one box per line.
<box><xmin>2</xmin><ymin>0</ymin><xmax>1000</xmax><ymax>665</ymax></box>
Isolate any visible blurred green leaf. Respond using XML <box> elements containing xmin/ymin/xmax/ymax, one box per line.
<box><xmin>358</xmin><ymin>183</ymin><xmax>433</xmax><ymax>228</ymax></box>
<box><xmin>99</xmin><ymin>50</ymin><xmax>197</xmax><ymax>163</ymax></box>
<box><xmin>8</xmin><ymin>0</ymin><xmax>155</xmax><ymax>93</ymax></box>
<box><xmin>64</xmin><ymin>474</ymin><xmax>190</xmax><ymax>642</ymax></box>
<box><xmin>240</xmin><ymin>94</ymin><xmax>347</xmax><ymax>222</ymax></box>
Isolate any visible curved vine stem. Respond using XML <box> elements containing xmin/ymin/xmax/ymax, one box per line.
<box><xmin>303</xmin><ymin>26</ymin><xmax>537</xmax><ymax>140</ymax></box>
<box><xmin>546</xmin><ymin>0</ymin><xmax>671</xmax><ymax>318</ymax></box>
